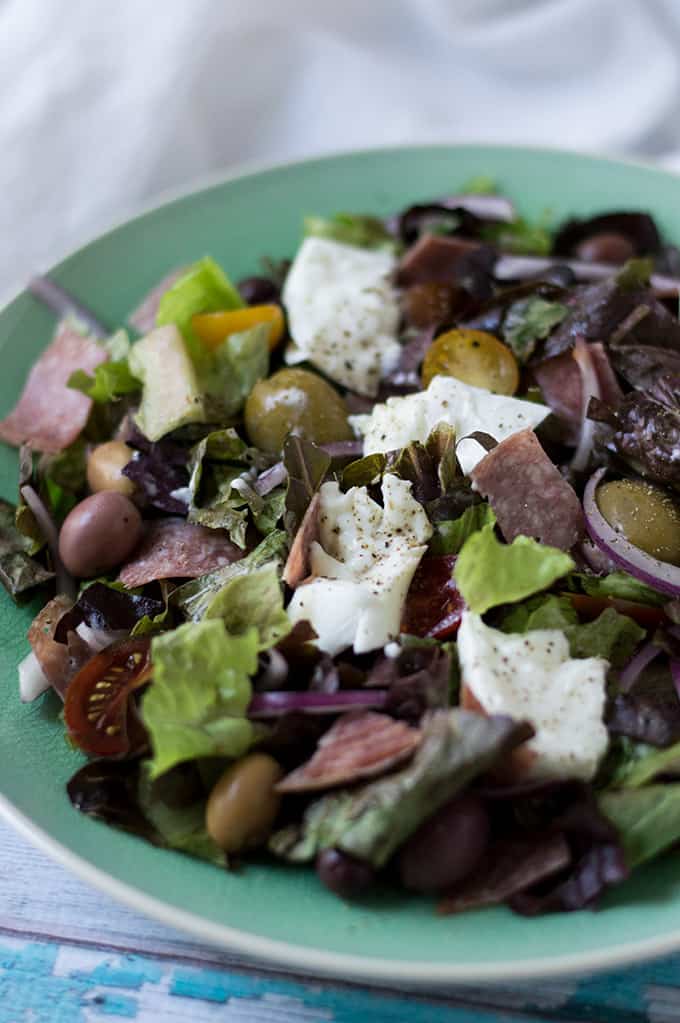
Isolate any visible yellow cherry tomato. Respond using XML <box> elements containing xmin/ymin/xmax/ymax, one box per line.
<box><xmin>191</xmin><ymin>304</ymin><xmax>284</xmax><ymax>352</ymax></box>
<box><xmin>422</xmin><ymin>328</ymin><xmax>520</xmax><ymax>395</ymax></box>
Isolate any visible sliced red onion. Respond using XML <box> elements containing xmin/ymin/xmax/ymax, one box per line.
<box><xmin>319</xmin><ymin>440</ymin><xmax>364</xmax><ymax>458</ymax></box>
<box><xmin>18</xmin><ymin>650</ymin><xmax>51</xmax><ymax>703</ymax></box>
<box><xmin>583</xmin><ymin>468</ymin><xmax>680</xmax><ymax>597</ymax></box>
<box><xmin>672</xmin><ymin>660</ymin><xmax>680</xmax><ymax>702</ymax></box>
<box><xmin>253</xmin><ymin>461</ymin><xmax>286</xmax><ymax>496</ymax></box>
<box><xmin>440</xmin><ymin>194</ymin><xmax>516</xmax><ymax>223</ymax></box>
<box><xmin>248</xmin><ymin>689</ymin><xmax>388</xmax><ymax>719</ymax></box>
<box><xmin>20</xmin><ymin>485</ymin><xmax>76</xmax><ymax>599</ymax></box>
<box><xmin>28</xmin><ymin>275</ymin><xmax>108</xmax><ymax>337</ymax></box>
<box><xmin>494</xmin><ymin>254</ymin><xmax>680</xmax><ymax>297</ymax></box>
<box><xmin>571</xmin><ymin>337</ymin><xmax>600</xmax><ymax>473</ymax></box>
<box><xmin>618</xmin><ymin>642</ymin><xmax>662</xmax><ymax>694</ymax></box>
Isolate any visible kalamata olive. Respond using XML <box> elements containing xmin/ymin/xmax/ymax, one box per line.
<box><xmin>244</xmin><ymin>368</ymin><xmax>354</xmax><ymax>455</ymax></box>
<box><xmin>205</xmin><ymin>753</ymin><xmax>283</xmax><ymax>853</ymax></box>
<box><xmin>86</xmin><ymin>440</ymin><xmax>136</xmax><ymax>497</ymax></box>
<box><xmin>316</xmin><ymin>848</ymin><xmax>375</xmax><ymax>899</ymax></box>
<box><xmin>421</xmin><ymin>328</ymin><xmax>519</xmax><ymax>395</ymax></box>
<box><xmin>402</xmin><ymin>282</ymin><xmax>463</xmax><ymax>328</ymax></box>
<box><xmin>58</xmin><ymin>492</ymin><xmax>143</xmax><ymax>577</ymax></box>
<box><xmin>597</xmin><ymin>479</ymin><xmax>680</xmax><ymax>565</ymax></box>
<box><xmin>575</xmin><ymin>232</ymin><xmax>635</xmax><ymax>264</ymax></box>
<box><xmin>398</xmin><ymin>794</ymin><xmax>490</xmax><ymax>893</ymax></box>
<box><xmin>237</xmin><ymin>275</ymin><xmax>280</xmax><ymax>305</ymax></box>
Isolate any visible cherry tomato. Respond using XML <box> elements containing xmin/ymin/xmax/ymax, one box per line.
<box><xmin>565</xmin><ymin>593</ymin><xmax>665</xmax><ymax>630</ymax></box>
<box><xmin>64</xmin><ymin>638</ymin><xmax>152</xmax><ymax>757</ymax></box>
<box><xmin>422</xmin><ymin>328</ymin><xmax>519</xmax><ymax>395</ymax></box>
<box><xmin>401</xmin><ymin>555</ymin><xmax>465</xmax><ymax>640</ymax></box>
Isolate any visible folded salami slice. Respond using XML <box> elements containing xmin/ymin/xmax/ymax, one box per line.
<box><xmin>471</xmin><ymin>429</ymin><xmax>584</xmax><ymax>550</ymax></box>
<box><xmin>0</xmin><ymin>323</ymin><xmax>107</xmax><ymax>453</ymax></box>
<box><xmin>275</xmin><ymin>710</ymin><xmax>422</xmax><ymax>793</ymax></box>
<box><xmin>118</xmin><ymin>518</ymin><xmax>242</xmax><ymax>587</ymax></box>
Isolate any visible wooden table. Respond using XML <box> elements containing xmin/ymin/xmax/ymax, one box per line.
<box><xmin>2</xmin><ymin>817</ymin><xmax>678</xmax><ymax>1023</ymax></box>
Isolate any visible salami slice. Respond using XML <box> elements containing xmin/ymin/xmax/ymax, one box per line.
<box><xmin>275</xmin><ymin>710</ymin><xmax>422</xmax><ymax>793</ymax></box>
<box><xmin>0</xmin><ymin>323</ymin><xmax>107</xmax><ymax>453</ymax></box>
<box><xmin>28</xmin><ymin>595</ymin><xmax>91</xmax><ymax>698</ymax></box>
<box><xmin>127</xmin><ymin>268</ymin><xmax>185</xmax><ymax>335</ymax></box>
<box><xmin>118</xmin><ymin>518</ymin><xmax>243</xmax><ymax>587</ymax></box>
<box><xmin>398</xmin><ymin>235</ymin><xmax>482</xmax><ymax>287</ymax></box>
<box><xmin>471</xmin><ymin>429</ymin><xmax>585</xmax><ymax>550</ymax></box>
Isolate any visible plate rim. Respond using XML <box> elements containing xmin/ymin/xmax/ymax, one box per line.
<box><xmin>4</xmin><ymin>141</ymin><xmax>680</xmax><ymax>984</ymax></box>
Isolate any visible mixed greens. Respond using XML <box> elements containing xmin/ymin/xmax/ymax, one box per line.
<box><xmin>4</xmin><ymin>180</ymin><xmax>680</xmax><ymax>916</ymax></box>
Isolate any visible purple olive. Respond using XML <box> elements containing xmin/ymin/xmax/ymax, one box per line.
<box><xmin>58</xmin><ymin>492</ymin><xmax>143</xmax><ymax>577</ymax></box>
<box><xmin>316</xmin><ymin>849</ymin><xmax>375</xmax><ymax>899</ymax></box>
<box><xmin>237</xmin><ymin>276</ymin><xmax>280</xmax><ymax>305</ymax></box>
<box><xmin>575</xmin><ymin>232</ymin><xmax>635</xmax><ymax>265</ymax></box>
<box><xmin>398</xmin><ymin>794</ymin><xmax>490</xmax><ymax>893</ymax></box>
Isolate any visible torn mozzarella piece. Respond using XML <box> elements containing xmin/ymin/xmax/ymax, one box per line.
<box><xmin>350</xmin><ymin>375</ymin><xmax>550</xmax><ymax>475</ymax></box>
<box><xmin>282</xmin><ymin>237</ymin><xmax>401</xmax><ymax>396</ymax></box>
<box><xmin>457</xmin><ymin>611</ymin><xmax>608</xmax><ymax>782</ymax></box>
<box><xmin>287</xmin><ymin>475</ymin><xmax>431</xmax><ymax>655</ymax></box>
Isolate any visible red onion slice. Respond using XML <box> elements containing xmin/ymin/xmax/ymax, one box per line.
<box><xmin>618</xmin><ymin>641</ymin><xmax>662</xmax><ymax>694</ymax></box>
<box><xmin>583</xmin><ymin>468</ymin><xmax>680</xmax><ymax>597</ymax></box>
<box><xmin>494</xmin><ymin>254</ymin><xmax>680</xmax><ymax>297</ymax></box>
<box><xmin>20</xmin><ymin>484</ymin><xmax>75</xmax><ymax>599</ymax></box>
<box><xmin>672</xmin><ymin>660</ymin><xmax>680</xmax><ymax>702</ymax></box>
<box><xmin>440</xmin><ymin>194</ymin><xmax>516</xmax><ymax>223</ymax></box>
<box><xmin>248</xmin><ymin>689</ymin><xmax>388</xmax><ymax>719</ymax></box>
<box><xmin>253</xmin><ymin>461</ymin><xmax>286</xmax><ymax>496</ymax></box>
<box><xmin>28</xmin><ymin>275</ymin><xmax>108</xmax><ymax>337</ymax></box>
<box><xmin>571</xmin><ymin>338</ymin><xmax>601</xmax><ymax>473</ymax></box>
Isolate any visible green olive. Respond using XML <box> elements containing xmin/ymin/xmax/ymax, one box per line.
<box><xmin>597</xmin><ymin>479</ymin><xmax>680</xmax><ymax>565</ymax></box>
<box><xmin>87</xmin><ymin>440</ymin><xmax>135</xmax><ymax>497</ymax></box>
<box><xmin>244</xmin><ymin>368</ymin><xmax>354</xmax><ymax>455</ymax></box>
<box><xmin>205</xmin><ymin>753</ymin><xmax>283</xmax><ymax>854</ymax></box>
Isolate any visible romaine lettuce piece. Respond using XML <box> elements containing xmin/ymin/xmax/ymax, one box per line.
<box><xmin>454</xmin><ymin>524</ymin><xmax>574</xmax><ymax>614</ymax></box>
<box><xmin>156</xmin><ymin>256</ymin><xmax>244</xmax><ymax>359</ymax></box>
<box><xmin>129</xmin><ymin>325</ymin><xmax>206</xmax><ymax>441</ymax></box>
<box><xmin>205</xmin><ymin>561</ymin><xmax>290</xmax><ymax>651</ymax></box>
<box><xmin>143</xmin><ymin>620</ymin><xmax>257</xmax><ymax>778</ymax></box>
<box><xmin>430</xmin><ymin>504</ymin><xmax>496</xmax><ymax>556</ymax></box>
<box><xmin>269</xmin><ymin>710</ymin><xmax>529</xmax><ymax>868</ymax></box>
<box><xmin>599</xmin><ymin>785</ymin><xmax>680</xmax><ymax>867</ymax></box>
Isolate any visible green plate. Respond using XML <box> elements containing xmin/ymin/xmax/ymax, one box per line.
<box><xmin>3</xmin><ymin>145</ymin><xmax>680</xmax><ymax>985</ymax></box>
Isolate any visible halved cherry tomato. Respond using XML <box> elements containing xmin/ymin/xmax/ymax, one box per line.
<box><xmin>565</xmin><ymin>592</ymin><xmax>665</xmax><ymax>630</ymax></box>
<box><xmin>401</xmin><ymin>555</ymin><xmax>465</xmax><ymax>640</ymax></box>
<box><xmin>64</xmin><ymin>638</ymin><xmax>152</xmax><ymax>757</ymax></box>
<box><xmin>422</xmin><ymin>328</ymin><xmax>519</xmax><ymax>395</ymax></box>
<box><xmin>191</xmin><ymin>304</ymin><xmax>284</xmax><ymax>352</ymax></box>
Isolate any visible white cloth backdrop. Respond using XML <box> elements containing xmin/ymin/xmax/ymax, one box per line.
<box><xmin>2</xmin><ymin>0</ymin><xmax>680</xmax><ymax>298</ymax></box>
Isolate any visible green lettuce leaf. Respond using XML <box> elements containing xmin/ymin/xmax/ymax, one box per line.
<box><xmin>574</xmin><ymin>571</ymin><xmax>666</xmax><ymax>607</ymax></box>
<box><xmin>172</xmin><ymin>530</ymin><xmax>289</xmax><ymax>622</ymax></box>
<box><xmin>458</xmin><ymin>175</ymin><xmax>497</xmax><ymax>195</ymax></box>
<box><xmin>269</xmin><ymin>711</ymin><xmax>529</xmax><ymax>868</ymax></box>
<box><xmin>430</xmin><ymin>504</ymin><xmax>496</xmax><ymax>556</ymax></box>
<box><xmin>35</xmin><ymin>438</ymin><xmax>88</xmax><ymax>523</ymax></box>
<box><xmin>599</xmin><ymin>785</ymin><xmax>680</xmax><ymax>867</ymax></box>
<box><xmin>283</xmin><ymin>436</ymin><xmax>331</xmax><ymax>535</ymax></box>
<box><xmin>609</xmin><ymin>739</ymin><xmax>680</xmax><ymax>789</ymax></box>
<box><xmin>143</xmin><ymin>620</ymin><xmax>257</xmax><ymax>778</ymax></box>
<box><xmin>187</xmin><ymin>427</ymin><xmax>272</xmax><ymax>547</ymax></box>
<box><xmin>482</xmin><ymin>215</ymin><xmax>552</xmax><ymax>256</ymax></box>
<box><xmin>204</xmin><ymin>561</ymin><xmax>290</xmax><ymax>651</ymax></box>
<box><xmin>616</xmin><ymin>257</ymin><xmax>654</xmax><ymax>291</ymax></box>
<box><xmin>500</xmin><ymin>594</ymin><xmax>645</xmax><ymax>667</ymax></box>
<box><xmin>156</xmin><ymin>256</ymin><xmax>244</xmax><ymax>360</ymax></box>
<box><xmin>454</xmin><ymin>524</ymin><xmax>574</xmax><ymax>614</ymax></box>
<box><xmin>342</xmin><ymin>453</ymin><xmax>387</xmax><ymax>490</ymax></box>
<box><xmin>138</xmin><ymin>764</ymin><xmax>225</xmax><ymax>865</ymax></box>
<box><xmin>68</xmin><ymin>330</ymin><xmax>141</xmax><ymax>403</ymax></box>
<box><xmin>198</xmin><ymin>325</ymin><xmax>270</xmax><ymax>421</ymax></box>
<box><xmin>502</xmin><ymin>297</ymin><xmax>568</xmax><ymax>363</ymax></box>
<box><xmin>0</xmin><ymin>498</ymin><xmax>54</xmax><ymax>599</ymax></box>
<box><xmin>304</xmin><ymin>213</ymin><xmax>397</xmax><ymax>251</ymax></box>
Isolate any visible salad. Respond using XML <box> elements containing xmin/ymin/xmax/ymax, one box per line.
<box><xmin>3</xmin><ymin>181</ymin><xmax>680</xmax><ymax>917</ymax></box>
